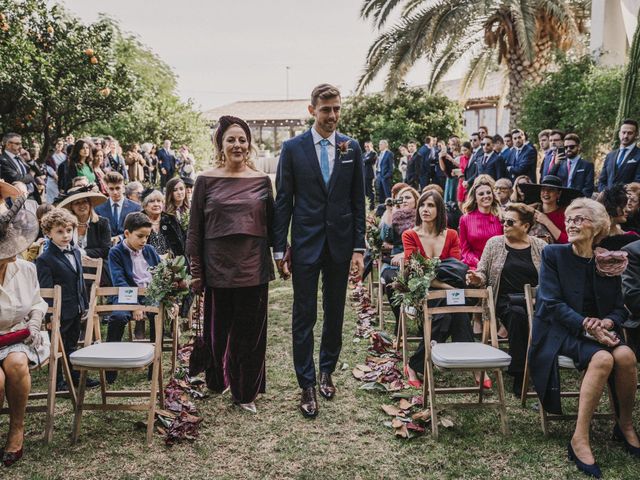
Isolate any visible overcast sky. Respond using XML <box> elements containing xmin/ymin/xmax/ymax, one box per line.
<box><xmin>58</xmin><ymin>0</ymin><xmax>464</xmax><ymax>111</ymax></box>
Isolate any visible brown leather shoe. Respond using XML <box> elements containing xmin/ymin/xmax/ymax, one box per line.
<box><xmin>319</xmin><ymin>372</ymin><xmax>336</xmax><ymax>400</ymax></box>
<box><xmin>299</xmin><ymin>386</ymin><xmax>318</xmax><ymax>418</ymax></box>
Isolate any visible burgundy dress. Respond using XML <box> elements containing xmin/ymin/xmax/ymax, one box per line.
<box><xmin>187</xmin><ymin>174</ymin><xmax>275</xmax><ymax>403</ymax></box>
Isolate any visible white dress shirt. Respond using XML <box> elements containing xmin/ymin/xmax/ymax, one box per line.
<box><xmin>311</xmin><ymin>127</ymin><xmax>336</xmax><ymax>177</ymax></box>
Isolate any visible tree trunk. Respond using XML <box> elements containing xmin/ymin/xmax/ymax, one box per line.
<box><xmin>614</xmin><ymin>18</ymin><xmax>640</xmax><ymax>146</ymax></box>
<box><xmin>506</xmin><ymin>38</ymin><xmax>553</xmax><ymax>128</ymax></box>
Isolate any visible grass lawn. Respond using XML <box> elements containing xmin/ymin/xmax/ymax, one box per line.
<box><xmin>6</xmin><ymin>279</ymin><xmax>640</xmax><ymax>479</ymax></box>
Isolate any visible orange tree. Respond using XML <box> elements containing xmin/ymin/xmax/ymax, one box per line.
<box><xmin>0</xmin><ymin>0</ymin><xmax>138</xmax><ymax>156</ymax></box>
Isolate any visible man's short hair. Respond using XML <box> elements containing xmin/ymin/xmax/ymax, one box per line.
<box><xmin>564</xmin><ymin>133</ymin><xmax>581</xmax><ymax>145</ymax></box>
<box><xmin>511</xmin><ymin>129</ymin><xmax>524</xmax><ymax>136</ymax></box>
<box><xmin>503</xmin><ymin>132</ymin><xmax>512</xmax><ymax>139</ymax></box>
<box><xmin>622</xmin><ymin>118</ymin><xmax>639</xmax><ymax>131</ymax></box>
<box><xmin>124</xmin><ymin>212</ymin><xmax>152</xmax><ymax>233</ymax></box>
<box><xmin>125</xmin><ymin>181</ymin><xmax>144</xmax><ymax>198</ymax></box>
<box><xmin>310</xmin><ymin>83</ymin><xmax>341</xmax><ymax>106</ymax></box>
<box><xmin>41</xmin><ymin>208</ymin><xmax>78</xmax><ymax>234</ymax></box>
<box><xmin>538</xmin><ymin>129</ymin><xmax>552</xmax><ymax>139</ymax></box>
<box><xmin>550</xmin><ymin>129</ymin><xmax>565</xmax><ymax>139</ymax></box>
<box><xmin>495</xmin><ymin>178</ymin><xmax>513</xmax><ymax>189</ymax></box>
<box><xmin>104</xmin><ymin>171</ymin><xmax>124</xmax><ymax>185</ymax></box>
<box><xmin>1</xmin><ymin>132</ymin><xmax>20</xmax><ymax>146</ymax></box>
<box><xmin>493</xmin><ymin>134</ymin><xmax>504</xmax><ymax>144</ymax></box>
<box><xmin>471</xmin><ymin>132</ymin><xmax>480</xmax><ymax>139</ymax></box>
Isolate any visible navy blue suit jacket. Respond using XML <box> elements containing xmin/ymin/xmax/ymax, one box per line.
<box><xmin>95</xmin><ymin>198</ymin><xmax>142</xmax><ymax>236</ymax></box>
<box><xmin>36</xmin><ymin>241</ymin><xmax>88</xmax><ymax>322</ymax></box>
<box><xmin>507</xmin><ymin>143</ymin><xmax>538</xmax><ymax>182</ymax></box>
<box><xmin>157</xmin><ymin>148</ymin><xmax>176</xmax><ymax>176</ymax></box>
<box><xmin>477</xmin><ymin>151</ymin><xmax>505</xmax><ymax>180</ymax></box>
<box><xmin>598</xmin><ymin>145</ymin><xmax>640</xmax><ymax>192</ymax></box>
<box><xmin>539</xmin><ymin>150</ymin><xmax>559</xmax><ymax>179</ymax></box>
<box><xmin>529</xmin><ymin>244</ymin><xmax>627</xmax><ymax>414</ymax></box>
<box><xmin>464</xmin><ymin>148</ymin><xmax>482</xmax><ymax>186</ymax></box>
<box><xmin>555</xmin><ymin>156</ymin><xmax>594</xmax><ymax>198</ymax></box>
<box><xmin>415</xmin><ymin>144</ymin><xmax>431</xmax><ymax>188</ymax></box>
<box><xmin>376</xmin><ymin>150</ymin><xmax>394</xmax><ymax>181</ymax></box>
<box><xmin>363</xmin><ymin>150</ymin><xmax>376</xmax><ymax>180</ymax></box>
<box><xmin>273</xmin><ymin>129</ymin><xmax>366</xmax><ymax>265</ymax></box>
<box><xmin>108</xmin><ymin>241</ymin><xmax>161</xmax><ymax>289</ymax></box>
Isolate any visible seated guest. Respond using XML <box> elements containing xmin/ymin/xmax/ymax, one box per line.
<box><xmin>0</xmin><ymin>197</ymin><xmax>47</xmax><ymax>467</ymax></box>
<box><xmin>622</xmin><ymin>239</ymin><xmax>640</xmax><ymax>357</ymax></box>
<box><xmin>623</xmin><ymin>182</ymin><xmax>640</xmax><ymax>233</ymax></box>
<box><xmin>106</xmin><ymin>212</ymin><xmax>161</xmax><ymax>382</ymax></box>
<box><xmin>529</xmin><ymin>198</ymin><xmax>639</xmax><ymax>477</ymax></box>
<box><xmin>36</xmin><ymin>209</ymin><xmax>98</xmax><ymax>391</ymax></box>
<box><xmin>94</xmin><ymin>171</ymin><xmax>141</xmax><ymax>237</ymax></box>
<box><xmin>494</xmin><ymin>178</ymin><xmax>513</xmax><ymax>210</ymax></box>
<box><xmin>125</xmin><ymin>181</ymin><xmax>144</xmax><ymax>205</ymax></box>
<box><xmin>57</xmin><ymin>186</ymin><xmax>111</xmax><ymax>286</ymax></box>
<box><xmin>466</xmin><ymin>203</ymin><xmax>547</xmax><ymax>395</ymax></box>
<box><xmin>375</xmin><ymin>182</ymin><xmax>408</xmax><ymax>218</ymax></box>
<box><xmin>459</xmin><ymin>174</ymin><xmax>503</xmax><ymax>270</ymax></box>
<box><xmin>379</xmin><ymin>186</ymin><xmax>419</xmax><ymax>333</ymax></box>
<box><xmin>597</xmin><ymin>184</ymin><xmax>640</xmax><ymax>250</ymax></box>
<box><xmin>521</xmin><ymin>175</ymin><xmax>580</xmax><ymax>244</ymax></box>
<box><xmin>165</xmin><ymin>176</ymin><xmax>190</xmax><ymax>222</ymax></box>
<box><xmin>510</xmin><ymin>175</ymin><xmax>531</xmax><ymax>203</ymax></box>
<box><xmin>141</xmin><ymin>189</ymin><xmax>185</xmax><ymax>257</ymax></box>
<box><xmin>402</xmin><ymin>190</ymin><xmax>471</xmax><ymax>386</ymax></box>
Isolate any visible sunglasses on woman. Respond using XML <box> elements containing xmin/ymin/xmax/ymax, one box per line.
<box><xmin>500</xmin><ymin>218</ymin><xmax>518</xmax><ymax>227</ymax></box>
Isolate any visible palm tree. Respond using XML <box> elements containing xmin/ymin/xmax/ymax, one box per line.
<box><xmin>357</xmin><ymin>0</ymin><xmax>590</xmax><ymax>127</ymax></box>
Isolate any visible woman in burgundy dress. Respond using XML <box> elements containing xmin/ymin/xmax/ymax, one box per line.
<box><xmin>187</xmin><ymin>115</ymin><xmax>275</xmax><ymax>414</ymax></box>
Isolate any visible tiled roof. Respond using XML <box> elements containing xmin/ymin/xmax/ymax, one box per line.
<box><xmin>203</xmin><ymin>99</ymin><xmax>311</xmax><ymax>123</ymax></box>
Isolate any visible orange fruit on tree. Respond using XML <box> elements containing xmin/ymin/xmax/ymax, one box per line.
<box><xmin>90</xmin><ymin>56</ymin><xmax>98</xmax><ymax>64</ymax></box>
<box><xmin>84</xmin><ymin>48</ymin><xmax>94</xmax><ymax>56</ymax></box>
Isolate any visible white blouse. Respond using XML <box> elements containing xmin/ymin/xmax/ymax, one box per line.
<box><xmin>0</xmin><ymin>258</ymin><xmax>47</xmax><ymax>334</ymax></box>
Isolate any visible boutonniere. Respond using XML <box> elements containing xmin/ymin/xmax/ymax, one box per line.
<box><xmin>337</xmin><ymin>140</ymin><xmax>353</xmax><ymax>156</ymax></box>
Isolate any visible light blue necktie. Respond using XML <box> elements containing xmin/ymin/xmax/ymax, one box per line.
<box><xmin>616</xmin><ymin>147</ymin><xmax>628</xmax><ymax>168</ymax></box>
<box><xmin>319</xmin><ymin>138</ymin><xmax>330</xmax><ymax>184</ymax></box>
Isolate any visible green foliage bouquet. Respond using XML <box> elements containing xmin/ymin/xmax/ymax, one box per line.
<box><xmin>366</xmin><ymin>215</ymin><xmax>383</xmax><ymax>261</ymax></box>
<box><xmin>391</xmin><ymin>253</ymin><xmax>440</xmax><ymax>313</ymax></box>
<box><xmin>145</xmin><ymin>256</ymin><xmax>191</xmax><ymax>312</ymax></box>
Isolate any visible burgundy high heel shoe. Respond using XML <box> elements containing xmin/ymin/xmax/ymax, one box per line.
<box><xmin>404</xmin><ymin>365</ymin><xmax>422</xmax><ymax>388</ymax></box>
<box><xmin>2</xmin><ymin>447</ymin><xmax>23</xmax><ymax>467</ymax></box>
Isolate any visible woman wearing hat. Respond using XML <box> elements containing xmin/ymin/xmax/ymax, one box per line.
<box><xmin>0</xmin><ymin>196</ymin><xmax>48</xmax><ymax>466</ymax></box>
<box><xmin>57</xmin><ymin>187</ymin><xmax>110</xmax><ymax>262</ymax></box>
<box><xmin>520</xmin><ymin>175</ymin><xmax>581</xmax><ymax>244</ymax></box>
<box><xmin>187</xmin><ymin>115</ymin><xmax>275</xmax><ymax>414</ymax></box>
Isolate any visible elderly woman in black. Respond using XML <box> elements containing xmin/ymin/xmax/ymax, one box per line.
<box><xmin>529</xmin><ymin>198</ymin><xmax>639</xmax><ymax>477</ymax></box>
<box><xmin>466</xmin><ymin>203</ymin><xmax>547</xmax><ymax>396</ymax></box>
<box><xmin>141</xmin><ymin>189</ymin><xmax>185</xmax><ymax>257</ymax></box>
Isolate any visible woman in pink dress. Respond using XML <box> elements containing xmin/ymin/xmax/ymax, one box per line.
<box><xmin>455</xmin><ymin>141</ymin><xmax>472</xmax><ymax>207</ymax></box>
<box><xmin>459</xmin><ymin>174</ymin><xmax>503</xmax><ymax>270</ymax></box>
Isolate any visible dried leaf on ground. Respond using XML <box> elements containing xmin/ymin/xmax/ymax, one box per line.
<box><xmin>391</xmin><ymin>418</ymin><xmax>405</xmax><ymax>428</ymax></box>
<box><xmin>439</xmin><ymin>417</ymin><xmax>455</xmax><ymax>428</ymax></box>
<box><xmin>352</xmin><ymin>368</ymin><xmax>365</xmax><ymax>380</ymax></box>
<box><xmin>412</xmin><ymin>410</ymin><xmax>431</xmax><ymax>422</ymax></box>
<box><xmin>406</xmin><ymin>422</ymin><xmax>425</xmax><ymax>433</ymax></box>
<box><xmin>359</xmin><ymin>381</ymin><xmax>387</xmax><ymax>392</ymax></box>
<box><xmin>381</xmin><ymin>404</ymin><xmax>402</xmax><ymax>416</ymax></box>
<box><xmin>398</xmin><ymin>399</ymin><xmax>412</xmax><ymax>410</ymax></box>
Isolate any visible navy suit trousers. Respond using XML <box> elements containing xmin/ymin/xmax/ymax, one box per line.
<box><xmin>292</xmin><ymin>245</ymin><xmax>351</xmax><ymax>388</ymax></box>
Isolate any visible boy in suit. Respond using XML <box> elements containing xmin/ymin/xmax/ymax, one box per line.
<box><xmin>36</xmin><ymin>208</ymin><xmax>98</xmax><ymax>390</ymax></box>
<box><xmin>94</xmin><ymin>171</ymin><xmax>141</xmax><ymax>238</ymax></box>
<box><xmin>106</xmin><ymin>212</ymin><xmax>161</xmax><ymax>383</ymax></box>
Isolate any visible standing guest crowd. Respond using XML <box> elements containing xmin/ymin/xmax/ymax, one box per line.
<box><xmin>0</xmin><ymin>91</ymin><xmax>639</xmax><ymax>478</ymax></box>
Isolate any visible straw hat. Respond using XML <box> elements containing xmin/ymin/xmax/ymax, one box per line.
<box><xmin>57</xmin><ymin>186</ymin><xmax>107</xmax><ymax>210</ymax></box>
<box><xmin>0</xmin><ymin>196</ymin><xmax>39</xmax><ymax>260</ymax></box>
<box><xmin>0</xmin><ymin>180</ymin><xmax>21</xmax><ymax>200</ymax></box>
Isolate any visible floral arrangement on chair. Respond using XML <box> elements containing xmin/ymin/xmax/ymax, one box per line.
<box><xmin>366</xmin><ymin>215</ymin><xmax>383</xmax><ymax>261</ymax></box>
<box><xmin>391</xmin><ymin>253</ymin><xmax>440</xmax><ymax>313</ymax></box>
<box><xmin>145</xmin><ymin>255</ymin><xmax>191</xmax><ymax>314</ymax></box>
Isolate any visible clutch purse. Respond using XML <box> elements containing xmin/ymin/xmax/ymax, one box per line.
<box><xmin>0</xmin><ymin>328</ymin><xmax>30</xmax><ymax>348</ymax></box>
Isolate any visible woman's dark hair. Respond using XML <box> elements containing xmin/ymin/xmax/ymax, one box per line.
<box><xmin>597</xmin><ymin>183</ymin><xmax>628</xmax><ymax>217</ymax></box>
<box><xmin>69</xmin><ymin>139</ymin><xmax>93</xmax><ymax>168</ymax></box>
<box><xmin>415</xmin><ymin>190</ymin><xmax>447</xmax><ymax>234</ymax></box>
<box><xmin>461</xmin><ymin>141</ymin><xmax>472</xmax><ymax>151</ymax></box>
<box><xmin>123</xmin><ymin>212</ymin><xmax>152</xmax><ymax>233</ymax></box>
<box><xmin>504</xmin><ymin>203</ymin><xmax>535</xmax><ymax>232</ymax></box>
<box><xmin>165</xmin><ymin>176</ymin><xmax>190</xmax><ymax>215</ymax></box>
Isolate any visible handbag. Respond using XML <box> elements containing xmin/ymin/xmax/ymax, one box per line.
<box><xmin>507</xmin><ymin>293</ymin><xmax>526</xmax><ymax>308</ymax></box>
<box><xmin>188</xmin><ymin>293</ymin><xmax>212</xmax><ymax>377</ymax></box>
<box><xmin>0</xmin><ymin>328</ymin><xmax>30</xmax><ymax>348</ymax></box>
<box><xmin>435</xmin><ymin>258</ymin><xmax>468</xmax><ymax>288</ymax></box>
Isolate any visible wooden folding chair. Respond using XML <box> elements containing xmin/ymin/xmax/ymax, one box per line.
<box><xmin>520</xmin><ymin>284</ymin><xmax>613</xmax><ymax>435</ymax></box>
<box><xmin>126</xmin><ymin>306</ymin><xmax>179</xmax><ymax>374</ymax></box>
<box><xmin>70</xmin><ymin>286</ymin><xmax>164</xmax><ymax>445</ymax></box>
<box><xmin>0</xmin><ymin>286</ymin><xmax>76</xmax><ymax>443</ymax></box>
<box><xmin>421</xmin><ymin>287</ymin><xmax>512</xmax><ymax>439</ymax></box>
<box><xmin>78</xmin><ymin>257</ymin><xmax>103</xmax><ymax>348</ymax></box>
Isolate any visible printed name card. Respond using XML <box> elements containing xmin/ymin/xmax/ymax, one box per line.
<box><xmin>118</xmin><ymin>287</ymin><xmax>138</xmax><ymax>304</ymax></box>
<box><xmin>446</xmin><ymin>289</ymin><xmax>465</xmax><ymax>305</ymax></box>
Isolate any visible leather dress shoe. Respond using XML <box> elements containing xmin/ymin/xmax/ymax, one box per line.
<box><xmin>319</xmin><ymin>372</ymin><xmax>336</xmax><ymax>400</ymax></box>
<box><xmin>2</xmin><ymin>447</ymin><xmax>23</xmax><ymax>467</ymax></box>
<box><xmin>299</xmin><ymin>386</ymin><xmax>318</xmax><ymax>418</ymax></box>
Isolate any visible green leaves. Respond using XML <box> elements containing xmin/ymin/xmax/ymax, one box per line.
<box><xmin>391</xmin><ymin>253</ymin><xmax>440</xmax><ymax>312</ymax></box>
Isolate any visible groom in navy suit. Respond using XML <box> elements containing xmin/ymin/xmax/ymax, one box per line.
<box><xmin>274</xmin><ymin>84</ymin><xmax>366</xmax><ymax>418</ymax></box>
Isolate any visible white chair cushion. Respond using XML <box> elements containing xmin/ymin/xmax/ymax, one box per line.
<box><xmin>70</xmin><ymin>342</ymin><xmax>155</xmax><ymax>369</ymax></box>
<box><xmin>558</xmin><ymin>355</ymin><xmax>577</xmax><ymax>369</ymax></box>
<box><xmin>431</xmin><ymin>342</ymin><xmax>512</xmax><ymax>369</ymax></box>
